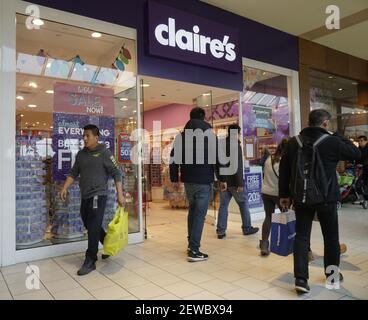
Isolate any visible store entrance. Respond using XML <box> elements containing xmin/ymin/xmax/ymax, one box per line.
<box><xmin>139</xmin><ymin>76</ymin><xmax>239</xmax><ymax>237</ymax></box>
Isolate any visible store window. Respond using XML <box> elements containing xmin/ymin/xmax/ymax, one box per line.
<box><xmin>242</xmin><ymin>66</ymin><xmax>290</xmax><ymax>211</ymax></box>
<box><xmin>309</xmin><ymin>69</ymin><xmax>368</xmax><ymax>138</ymax></box>
<box><xmin>242</xmin><ymin>66</ymin><xmax>290</xmax><ymax>164</ymax></box>
<box><xmin>15</xmin><ymin>14</ymin><xmax>139</xmax><ymax>250</ymax></box>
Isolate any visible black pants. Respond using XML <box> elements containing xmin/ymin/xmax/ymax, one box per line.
<box><xmin>294</xmin><ymin>202</ymin><xmax>340</xmax><ymax>281</ymax></box>
<box><xmin>80</xmin><ymin>195</ymin><xmax>107</xmax><ymax>261</ymax></box>
<box><xmin>261</xmin><ymin>194</ymin><xmax>279</xmax><ymax>241</ymax></box>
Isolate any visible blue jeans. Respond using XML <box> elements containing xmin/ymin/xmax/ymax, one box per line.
<box><xmin>184</xmin><ymin>183</ymin><xmax>212</xmax><ymax>252</ymax></box>
<box><xmin>217</xmin><ymin>187</ymin><xmax>252</xmax><ymax>235</ymax></box>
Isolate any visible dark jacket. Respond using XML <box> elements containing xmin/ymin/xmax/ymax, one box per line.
<box><xmin>169</xmin><ymin>119</ymin><xmax>225</xmax><ymax>185</ymax></box>
<box><xmin>69</xmin><ymin>143</ymin><xmax>122</xmax><ymax>199</ymax></box>
<box><xmin>217</xmin><ymin>136</ymin><xmax>244</xmax><ymax>187</ymax></box>
<box><xmin>357</xmin><ymin>144</ymin><xmax>368</xmax><ymax>176</ymax></box>
<box><xmin>279</xmin><ymin>127</ymin><xmax>361</xmax><ymax>203</ymax></box>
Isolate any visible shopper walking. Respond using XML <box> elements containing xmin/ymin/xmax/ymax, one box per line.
<box><xmin>357</xmin><ymin>135</ymin><xmax>368</xmax><ymax>204</ymax></box>
<box><xmin>60</xmin><ymin>124</ymin><xmax>124</xmax><ymax>276</ymax></box>
<box><xmin>259</xmin><ymin>138</ymin><xmax>288</xmax><ymax>256</ymax></box>
<box><xmin>279</xmin><ymin>109</ymin><xmax>360</xmax><ymax>293</ymax></box>
<box><xmin>170</xmin><ymin>107</ymin><xmax>227</xmax><ymax>262</ymax></box>
<box><xmin>216</xmin><ymin>124</ymin><xmax>259</xmax><ymax>239</ymax></box>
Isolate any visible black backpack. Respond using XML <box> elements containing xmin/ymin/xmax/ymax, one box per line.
<box><xmin>291</xmin><ymin>134</ymin><xmax>330</xmax><ymax>205</ymax></box>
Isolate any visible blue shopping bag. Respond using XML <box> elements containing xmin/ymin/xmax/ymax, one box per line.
<box><xmin>270</xmin><ymin>209</ymin><xmax>296</xmax><ymax>256</ymax></box>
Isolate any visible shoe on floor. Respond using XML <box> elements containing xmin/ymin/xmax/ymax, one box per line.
<box><xmin>308</xmin><ymin>250</ymin><xmax>315</xmax><ymax>262</ymax></box>
<box><xmin>77</xmin><ymin>257</ymin><xmax>96</xmax><ymax>276</ymax></box>
<box><xmin>101</xmin><ymin>254</ymin><xmax>110</xmax><ymax>260</ymax></box>
<box><xmin>243</xmin><ymin>227</ymin><xmax>259</xmax><ymax>235</ymax></box>
<box><xmin>187</xmin><ymin>250</ymin><xmax>208</xmax><ymax>262</ymax></box>
<box><xmin>217</xmin><ymin>233</ymin><xmax>226</xmax><ymax>239</ymax></box>
<box><xmin>340</xmin><ymin>243</ymin><xmax>347</xmax><ymax>255</ymax></box>
<box><xmin>295</xmin><ymin>278</ymin><xmax>310</xmax><ymax>294</ymax></box>
<box><xmin>259</xmin><ymin>240</ymin><xmax>270</xmax><ymax>256</ymax></box>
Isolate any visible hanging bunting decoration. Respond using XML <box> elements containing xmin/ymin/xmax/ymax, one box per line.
<box><xmin>114</xmin><ymin>45</ymin><xmax>132</xmax><ymax>71</ymax></box>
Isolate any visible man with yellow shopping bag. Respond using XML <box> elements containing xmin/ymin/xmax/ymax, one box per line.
<box><xmin>60</xmin><ymin>125</ymin><xmax>125</xmax><ymax>276</ymax></box>
<box><xmin>103</xmin><ymin>206</ymin><xmax>129</xmax><ymax>256</ymax></box>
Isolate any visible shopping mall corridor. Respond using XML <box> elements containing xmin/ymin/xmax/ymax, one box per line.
<box><xmin>1</xmin><ymin>202</ymin><xmax>368</xmax><ymax>300</ymax></box>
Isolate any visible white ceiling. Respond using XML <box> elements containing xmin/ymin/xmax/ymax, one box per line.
<box><xmin>201</xmin><ymin>0</ymin><xmax>368</xmax><ymax>60</ymax></box>
<box><xmin>140</xmin><ymin>76</ymin><xmax>239</xmax><ymax>111</ymax></box>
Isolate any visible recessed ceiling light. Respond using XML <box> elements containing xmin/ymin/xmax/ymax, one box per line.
<box><xmin>122</xmin><ymin>106</ymin><xmax>127</xmax><ymax>109</ymax></box>
<box><xmin>27</xmin><ymin>104</ymin><xmax>37</xmax><ymax>108</ymax></box>
<box><xmin>328</xmin><ymin>76</ymin><xmax>334</xmax><ymax>79</ymax></box>
<box><xmin>133</xmin><ymin>110</ymin><xmax>137</xmax><ymax>113</ymax></box>
<box><xmin>338</xmin><ymin>88</ymin><xmax>343</xmax><ymax>91</ymax></box>
<box><xmin>50</xmin><ymin>126</ymin><xmax>53</xmax><ymax>129</ymax></box>
<box><xmin>36</xmin><ymin>122</ymin><xmax>39</xmax><ymax>125</ymax></box>
<box><xmin>352</xmin><ymin>82</ymin><xmax>358</xmax><ymax>85</ymax></box>
<box><xmin>91</xmin><ymin>32</ymin><xmax>102</xmax><ymax>38</ymax></box>
<box><xmin>32</xmin><ymin>124</ymin><xmax>35</xmax><ymax>127</ymax></box>
<box><xmin>45</xmin><ymin>90</ymin><xmax>54</xmax><ymax>94</ymax></box>
<box><xmin>206</xmin><ymin>104</ymin><xmax>209</xmax><ymax>107</ymax></box>
<box><xmin>20</xmin><ymin>114</ymin><xmax>24</xmax><ymax>117</ymax></box>
<box><xmin>29</xmin><ymin>82</ymin><xmax>38</xmax><ymax>88</ymax></box>
<box><xmin>203</xmin><ymin>93</ymin><xmax>211</xmax><ymax>96</ymax></box>
<box><xmin>141</xmin><ymin>84</ymin><xmax>150</xmax><ymax>88</ymax></box>
<box><xmin>43</xmin><ymin>123</ymin><xmax>46</xmax><ymax>126</ymax></box>
<box><xmin>32</xmin><ymin>18</ymin><xmax>44</xmax><ymax>26</ymax></box>
<box><xmin>16</xmin><ymin>96</ymin><xmax>24</xmax><ymax>100</ymax></box>
<box><xmin>120</xmin><ymin>98</ymin><xmax>128</xmax><ymax>101</ymax></box>
<box><xmin>25</xmin><ymin>122</ymin><xmax>28</xmax><ymax>125</ymax></box>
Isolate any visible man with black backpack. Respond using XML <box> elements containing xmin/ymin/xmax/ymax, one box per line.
<box><xmin>279</xmin><ymin>109</ymin><xmax>360</xmax><ymax>293</ymax></box>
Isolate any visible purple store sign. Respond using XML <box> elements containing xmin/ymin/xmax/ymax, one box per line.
<box><xmin>52</xmin><ymin>113</ymin><xmax>115</xmax><ymax>181</ymax></box>
<box><xmin>148</xmin><ymin>1</ymin><xmax>241</xmax><ymax>73</ymax></box>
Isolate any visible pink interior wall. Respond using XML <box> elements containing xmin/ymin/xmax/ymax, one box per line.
<box><xmin>144</xmin><ymin>104</ymin><xmax>192</xmax><ymax>132</ymax></box>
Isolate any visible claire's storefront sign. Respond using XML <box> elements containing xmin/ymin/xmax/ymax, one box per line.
<box><xmin>148</xmin><ymin>1</ymin><xmax>240</xmax><ymax>72</ymax></box>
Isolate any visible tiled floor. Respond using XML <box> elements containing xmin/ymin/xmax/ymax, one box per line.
<box><xmin>1</xmin><ymin>202</ymin><xmax>368</xmax><ymax>300</ymax></box>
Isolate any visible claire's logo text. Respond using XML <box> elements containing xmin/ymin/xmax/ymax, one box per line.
<box><xmin>154</xmin><ymin>18</ymin><xmax>236</xmax><ymax>62</ymax></box>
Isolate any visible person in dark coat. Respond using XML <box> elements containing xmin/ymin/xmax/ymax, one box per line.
<box><xmin>279</xmin><ymin>109</ymin><xmax>361</xmax><ymax>293</ymax></box>
<box><xmin>216</xmin><ymin>124</ymin><xmax>259</xmax><ymax>239</ymax></box>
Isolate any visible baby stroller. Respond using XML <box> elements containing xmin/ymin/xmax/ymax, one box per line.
<box><xmin>338</xmin><ymin>165</ymin><xmax>368</xmax><ymax>209</ymax></box>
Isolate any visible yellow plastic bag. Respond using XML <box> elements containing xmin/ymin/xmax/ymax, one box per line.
<box><xmin>103</xmin><ymin>207</ymin><xmax>128</xmax><ymax>256</ymax></box>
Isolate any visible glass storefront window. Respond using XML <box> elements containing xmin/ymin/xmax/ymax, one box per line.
<box><xmin>242</xmin><ymin>66</ymin><xmax>290</xmax><ymax>165</ymax></box>
<box><xmin>15</xmin><ymin>14</ymin><xmax>140</xmax><ymax>250</ymax></box>
<box><xmin>242</xmin><ymin>66</ymin><xmax>290</xmax><ymax>212</ymax></box>
<box><xmin>309</xmin><ymin>69</ymin><xmax>368</xmax><ymax>138</ymax></box>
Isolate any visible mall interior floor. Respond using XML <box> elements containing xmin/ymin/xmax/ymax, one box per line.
<box><xmin>1</xmin><ymin>202</ymin><xmax>368</xmax><ymax>300</ymax></box>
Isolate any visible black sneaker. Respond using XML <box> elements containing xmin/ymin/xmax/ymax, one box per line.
<box><xmin>101</xmin><ymin>254</ymin><xmax>110</xmax><ymax>260</ymax></box>
<box><xmin>77</xmin><ymin>258</ymin><xmax>96</xmax><ymax>276</ymax></box>
<box><xmin>217</xmin><ymin>233</ymin><xmax>226</xmax><ymax>239</ymax></box>
<box><xmin>243</xmin><ymin>227</ymin><xmax>259</xmax><ymax>235</ymax></box>
<box><xmin>187</xmin><ymin>250</ymin><xmax>208</xmax><ymax>262</ymax></box>
<box><xmin>295</xmin><ymin>278</ymin><xmax>310</xmax><ymax>294</ymax></box>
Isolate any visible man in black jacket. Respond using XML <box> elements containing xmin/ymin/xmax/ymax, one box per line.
<box><xmin>170</xmin><ymin>107</ymin><xmax>227</xmax><ymax>262</ymax></box>
<box><xmin>279</xmin><ymin>109</ymin><xmax>360</xmax><ymax>293</ymax></box>
<box><xmin>216</xmin><ymin>124</ymin><xmax>259</xmax><ymax>239</ymax></box>
<box><xmin>357</xmin><ymin>135</ymin><xmax>368</xmax><ymax>202</ymax></box>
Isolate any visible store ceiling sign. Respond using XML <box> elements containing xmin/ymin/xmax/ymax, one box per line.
<box><xmin>148</xmin><ymin>1</ymin><xmax>240</xmax><ymax>72</ymax></box>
